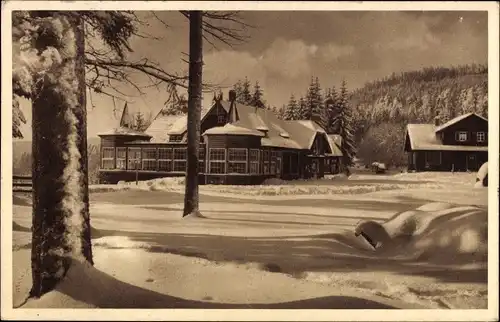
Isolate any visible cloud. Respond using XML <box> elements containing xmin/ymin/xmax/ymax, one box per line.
<box><xmin>259</xmin><ymin>38</ymin><xmax>317</xmax><ymax>79</ymax></box>
<box><xmin>319</xmin><ymin>44</ymin><xmax>356</xmax><ymax>62</ymax></box>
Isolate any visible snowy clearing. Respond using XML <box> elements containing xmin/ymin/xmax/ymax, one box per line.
<box><xmin>11</xmin><ymin>171</ymin><xmax>489</xmax><ymax>310</ymax></box>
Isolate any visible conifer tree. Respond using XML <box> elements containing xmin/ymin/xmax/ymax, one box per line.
<box><xmin>325</xmin><ymin>86</ymin><xmax>338</xmax><ymax>133</ymax></box>
<box><xmin>296</xmin><ymin>96</ymin><xmax>308</xmax><ymax>120</ymax></box>
<box><xmin>284</xmin><ymin>94</ymin><xmax>298</xmax><ymax>120</ymax></box>
<box><xmin>277</xmin><ymin>104</ymin><xmax>287</xmax><ymax>120</ymax></box>
<box><xmin>336</xmin><ymin>80</ymin><xmax>356</xmax><ymax>174</ymax></box>
<box><xmin>251</xmin><ymin>81</ymin><xmax>265</xmax><ymax>108</ymax></box>
<box><xmin>133</xmin><ymin>111</ymin><xmax>148</xmax><ymax>132</ymax></box>
<box><xmin>233</xmin><ymin>80</ymin><xmax>243</xmax><ymax>101</ymax></box>
<box><xmin>304</xmin><ymin>77</ymin><xmax>315</xmax><ymax>120</ymax></box>
<box><xmin>240</xmin><ymin>77</ymin><xmax>253</xmax><ymax>105</ymax></box>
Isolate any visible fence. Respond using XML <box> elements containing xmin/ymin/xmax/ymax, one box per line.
<box><xmin>13</xmin><ymin>175</ymin><xmax>32</xmax><ymax>193</ymax></box>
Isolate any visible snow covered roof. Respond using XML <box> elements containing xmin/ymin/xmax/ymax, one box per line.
<box><xmin>329</xmin><ymin>134</ymin><xmax>342</xmax><ymax>147</ymax></box>
<box><xmin>98</xmin><ymin>127</ymin><xmax>152</xmax><ymax>138</ymax></box>
<box><xmin>434</xmin><ymin>113</ymin><xmax>488</xmax><ymax>133</ymax></box>
<box><xmin>405</xmin><ymin>123</ymin><xmax>488</xmax><ymax>152</ymax></box>
<box><xmin>167</xmin><ymin>108</ymin><xmax>213</xmax><ymax>135</ymax></box>
<box><xmin>145</xmin><ymin>113</ymin><xmax>186</xmax><ymax>143</ymax></box>
<box><xmin>327</xmin><ymin>134</ymin><xmax>343</xmax><ymax>157</ymax></box>
<box><xmin>144</xmin><ymin>97</ymin><xmax>343</xmax><ymax>154</ymax></box>
<box><xmin>203</xmin><ymin>123</ymin><xmax>265</xmax><ymax>136</ymax></box>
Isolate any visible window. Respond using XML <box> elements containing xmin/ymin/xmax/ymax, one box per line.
<box><xmin>158</xmin><ymin>148</ymin><xmax>172</xmax><ymax>172</ymax></box>
<box><xmin>217</xmin><ymin>115</ymin><xmax>226</xmax><ymax>124</ymax></box>
<box><xmin>270</xmin><ymin>151</ymin><xmax>277</xmax><ymax>175</ymax></box>
<box><xmin>290</xmin><ymin>152</ymin><xmax>299</xmax><ymax>175</ymax></box>
<box><xmin>228</xmin><ymin>148</ymin><xmax>247</xmax><ymax>174</ymax></box>
<box><xmin>142</xmin><ymin>148</ymin><xmax>157</xmax><ymax>171</ymax></box>
<box><xmin>425</xmin><ymin>151</ymin><xmax>442</xmax><ymax>166</ymax></box>
<box><xmin>477</xmin><ymin>132</ymin><xmax>486</xmax><ymax>143</ymax></box>
<box><xmin>262</xmin><ymin>149</ymin><xmax>270</xmax><ymax>174</ymax></box>
<box><xmin>127</xmin><ymin>148</ymin><xmax>141</xmax><ymax>170</ymax></box>
<box><xmin>101</xmin><ymin>147</ymin><xmax>115</xmax><ymax>169</ymax></box>
<box><xmin>249</xmin><ymin>149</ymin><xmax>260</xmax><ymax>174</ymax></box>
<box><xmin>169</xmin><ymin>135</ymin><xmax>183</xmax><ymax>143</ymax></box>
<box><xmin>116</xmin><ymin>147</ymin><xmax>126</xmax><ymax>170</ymax></box>
<box><xmin>173</xmin><ymin>148</ymin><xmax>187</xmax><ymax>172</ymax></box>
<box><xmin>199</xmin><ymin>148</ymin><xmax>206</xmax><ymax>173</ymax></box>
<box><xmin>209</xmin><ymin>148</ymin><xmax>226</xmax><ymax>174</ymax></box>
<box><xmin>455</xmin><ymin>131</ymin><xmax>468</xmax><ymax>142</ymax></box>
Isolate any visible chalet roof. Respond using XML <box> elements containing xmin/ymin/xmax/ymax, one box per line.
<box><xmin>145</xmin><ymin>106</ymin><xmax>214</xmax><ymax>143</ymax></box>
<box><xmin>203</xmin><ymin>123</ymin><xmax>265</xmax><ymax>136</ymax></box>
<box><xmin>167</xmin><ymin>108</ymin><xmax>213</xmax><ymax>135</ymax></box>
<box><xmin>145</xmin><ymin>113</ymin><xmax>186</xmax><ymax>143</ymax></box>
<box><xmin>405</xmin><ymin>123</ymin><xmax>488</xmax><ymax>152</ymax></box>
<box><xmin>434</xmin><ymin>112</ymin><xmax>488</xmax><ymax>133</ymax></box>
<box><xmin>202</xmin><ymin>101</ymin><xmax>342</xmax><ymax>153</ymax></box>
<box><xmin>97</xmin><ymin>127</ymin><xmax>152</xmax><ymax>138</ymax></box>
<box><xmin>144</xmin><ymin>98</ymin><xmax>343</xmax><ymax>154</ymax></box>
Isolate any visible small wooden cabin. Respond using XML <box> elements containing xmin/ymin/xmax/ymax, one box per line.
<box><xmin>98</xmin><ymin>90</ymin><xmax>343</xmax><ymax>185</ymax></box>
<box><xmin>404</xmin><ymin>113</ymin><xmax>488</xmax><ymax>172</ymax></box>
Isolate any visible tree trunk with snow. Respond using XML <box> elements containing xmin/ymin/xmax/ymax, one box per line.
<box><xmin>183</xmin><ymin>11</ymin><xmax>203</xmax><ymax>218</ymax></box>
<box><xmin>30</xmin><ymin>12</ymin><xmax>92</xmax><ymax>298</ymax></box>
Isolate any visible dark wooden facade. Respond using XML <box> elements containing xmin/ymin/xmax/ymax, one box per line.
<box><xmin>98</xmin><ymin>98</ymin><xmax>342</xmax><ymax>185</ymax></box>
<box><xmin>405</xmin><ymin>114</ymin><xmax>488</xmax><ymax>172</ymax></box>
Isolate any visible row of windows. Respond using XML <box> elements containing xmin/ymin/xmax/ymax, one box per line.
<box><xmin>101</xmin><ymin>147</ymin><xmax>298</xmax><ymax>175</ymax></box>
<box><xmin>455</xmin><ymin>131</ymin><xmax>486</xmax><ymax>143</ymax></box>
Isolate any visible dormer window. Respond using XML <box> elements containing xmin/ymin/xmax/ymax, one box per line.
<box><xmin>217</xmin><ymin>115</ymin><xmax>226</xmax><ymax>124</ymax></box>
<box><xmin>477</xmin><ymin>132</ymin><xmax>485</xmax><ymax>142</ymax></box>
<box><xmin>169</xmin><ymin>135</ymin><xmax>182</xmax><ymax>143</ymax></box>
<box><xmin>455</xmin><ymin>131</ymin><xmax>468</xmax><ymax>142</ymax></box>
<box><xmin>256</xmin><ymin>126</ymin><xmax>269</xmax><ymax>138</ymax></box>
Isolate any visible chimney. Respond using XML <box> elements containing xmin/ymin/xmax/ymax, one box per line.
<box><xmin>227</xmin><ymin>90</ymin><xmax>239</xmax><ymax>123</ymax></box>
<box><xmin>434</xmin><ymin>116</ymin><xmax>440</xmax><ymax>126</ymax></box>
<box><xmin>228</xmin><ymin>90</ymin><xmax>236</xmax><ymax>102</ymax></box>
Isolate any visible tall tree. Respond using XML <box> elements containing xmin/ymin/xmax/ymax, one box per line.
<box><xmin>183</xmin><ymin>11</ymin><xmax>203</xmax><ymax>218</ymax></box>
<box><xmin>325</xmin><ymin>86</ymin><xmax>338</xmax><ymax>133</ymax></box>
<box><xmin>251</xmin><ymin>81</ymin><xmax>265</xmax><ymax>108</ymax></box>
<box><xmin>296</xmin><ymin>96</ymin><xmax>308</xmax><ymax>120</ymax></box>
<box><xmin>304</xmin><ymin>77</ymin><xmax>323</xmax><ymax>122</ymax></box>
<box><xmin>23</xmin><ymin>11</ymin><xmax>92</xmax><ymax>297</ymax></box>
<box><xmin>240</xmin><ymin>77</ymin><xmax>253</xmax><ymax>105</ymax></box>
<box><xmin>284</xmin><ymin>94</ymin><xmax>298</xmax><ymax>120</ymax></box>
<box><xmin>13</xmin><ymin>10</ymin><xmax>249</xmax><ymax>298</ymax></box>
<box><xmin>312</xmin><ymin>77</ymin><xmax>326</xmax><ymax>127</ymax></box>
<box><xmin>336</xmin><ymin>80</ymin><xmax>356</xmax><ymax>174</ymax></box>
<box><xmin>133</xmin><ymin>111</ymin><xmax>148</xmax><ymax>132</ymax></box>
<box><xmin>277</xmin><ymin>104</ymin><xmax>287</xmax><ymax>120</ymax></box>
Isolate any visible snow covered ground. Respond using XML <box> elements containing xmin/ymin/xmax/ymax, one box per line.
<box><xmin>9</xmin><ymin>172</ymin><xmax>490</xmax><ymax>313</ymax></box>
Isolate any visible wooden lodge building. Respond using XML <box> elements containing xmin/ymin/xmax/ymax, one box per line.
<box><xmin>98</xmin><ymin>90</ymin><xmax>343</xmax><ymax>185</ymax></box>
<box><xmin>404</xmin><ymin>112</ymin><xmax>488</xmax><ymax>172</ymax></box>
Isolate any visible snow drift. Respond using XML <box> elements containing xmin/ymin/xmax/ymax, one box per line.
<box><xmin>354</xmin><ymin>202</ymin><xmax>487</xmax><ymax>263</ymax></box>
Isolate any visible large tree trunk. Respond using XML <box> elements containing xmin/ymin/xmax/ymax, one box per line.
<box><xmin>183</xmin><ymin>11</ymin><xmax>203</xmax><ymax>218</ymax></box>
<box><xmin>30</xmin><ymin>12</ymin><xmax>92</xmax><ymax>298</ymax></box>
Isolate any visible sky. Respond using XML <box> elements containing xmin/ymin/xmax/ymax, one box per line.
<box><xmin>16</xmin><ymin>10</ymin><xmax>488</xmax><ymax>140</ymax></box>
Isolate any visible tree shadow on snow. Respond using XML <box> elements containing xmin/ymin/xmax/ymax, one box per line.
<box><xmin>91</xmin><ymin>207</ymin><xmax>488</xmax><ymax>286</ymax></box>
<box><xmin>50</xmin><ymin>258</ymin><xmax>400</xmax><ymax>309</ymax></box>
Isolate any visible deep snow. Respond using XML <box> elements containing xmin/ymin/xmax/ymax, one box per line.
<box><xmin>9</xmin><ymin>172</ymin><xmax>490</xmax><ymax>313</ymax></box>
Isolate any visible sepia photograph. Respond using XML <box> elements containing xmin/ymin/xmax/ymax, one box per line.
<box><xmin>1</xmin><ymin>1</ymin><xmax>499</xmax><ymax>321</ymax></box>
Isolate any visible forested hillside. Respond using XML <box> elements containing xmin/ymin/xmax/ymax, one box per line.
<box><xmin>352</xmin><ymin>64</ymin><xmax>488</xmax><ymax>167</ymax></box>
